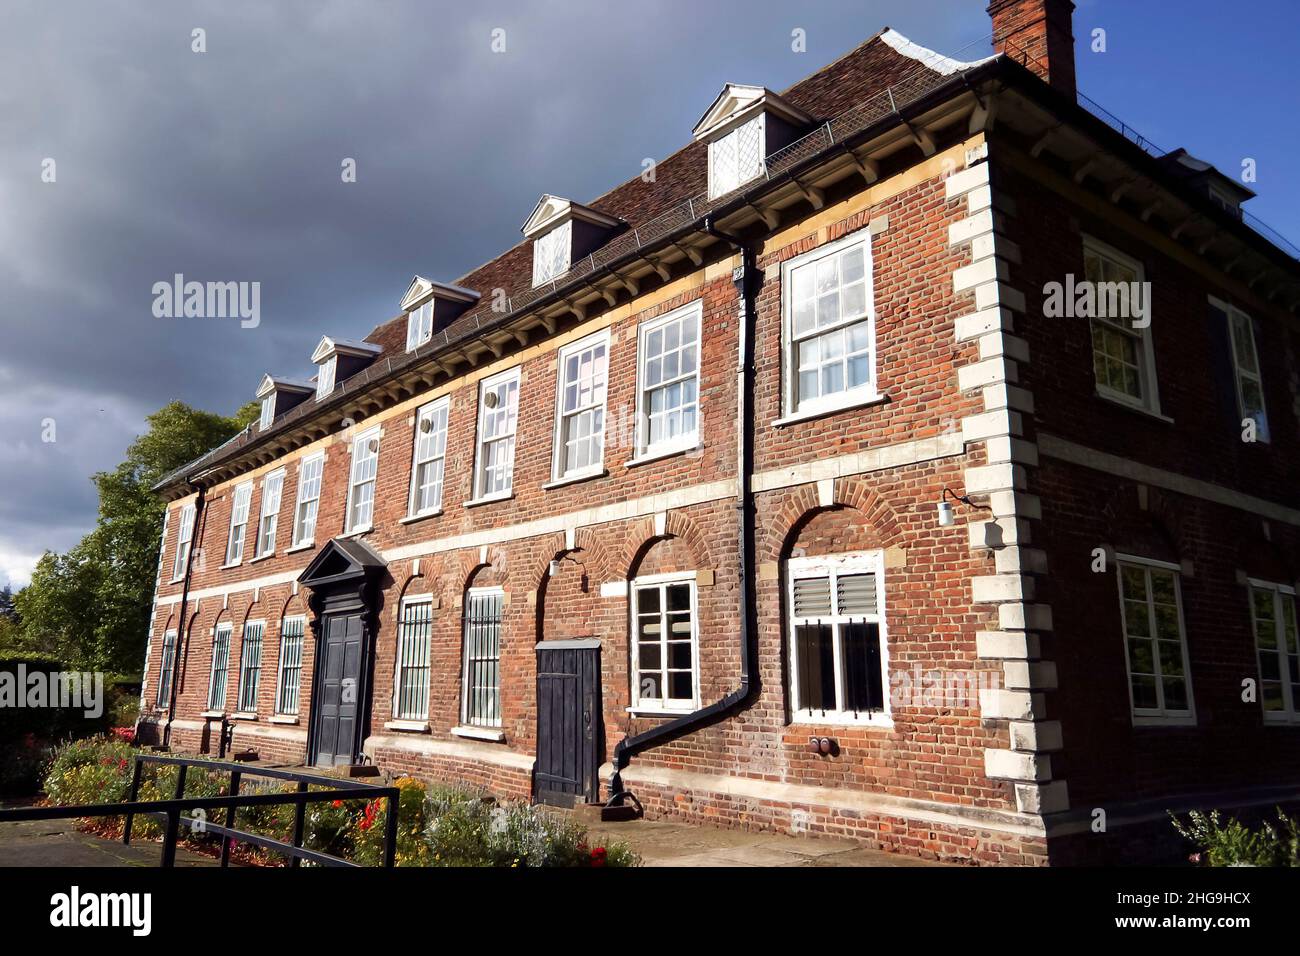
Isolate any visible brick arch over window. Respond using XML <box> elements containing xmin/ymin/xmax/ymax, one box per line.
<box><xmin>621</xmin><ymin>510</ymin><xmax>713</xmax><ymax>580</ymax></box>
<box><xmin>461</xmin><ymin>546</ymin><xmax>510</xmax><ymax>593</ymax></box>
<box><xmin>1099</xmin><ymin>485</ymin><xmax>1185</xmax><ymax>566</ymax></box>
<box><xmin>272</xmin><ymin>589</ymin><xmax>310</xmax><ymax>624</ymax></box>
<box><xmin>762</xmin><ymin>477</ymin><xmax>905</xmax><ymax>563</ymax></box>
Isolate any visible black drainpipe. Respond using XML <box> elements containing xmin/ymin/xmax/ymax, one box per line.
<box><xmin>162</xmin><ymin>482</ymin><xmax>205</xmax><ymax>749</ymax></box>
<box><xmin>607</xmin><ymin>216</ymin><xmax>759</xmax><ymax>806</ymax></box>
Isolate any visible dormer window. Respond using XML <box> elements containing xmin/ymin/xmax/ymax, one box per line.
<box><xmin>406</xmin><ymin>300</ymin><xmax>434</xmax><ymax>351</ymax></box>
<box><xmin>693</xmin><ymin>84</ymin><xmax>811</xmax><ymax>201</ymax></box>
<box><xmin>255</xmin><ymin>374</ymin><xmax>314</xmax><ymax>430</ymax></box>
<box><xmin>1159</xmin><ymin>148</ymin><xmax>1255</xmax><ymax>223</ymax></box>
<box><xmin>315</xmin><ymin>356</ymin><xmax>337</xmax><ymax>401</ymax></box>
<box><xmin>399</xmin><ymin>277</ymin><xmax>480</xmax><ymax>352</ymax></box>
<box><xmin>310</xmin><ymin>336</ymin><xmax>381</xmax><ymax>401</ymax></box>
<box><xmin>522</xmin><ymin>195</ymin><xmax>622</xmax><ymax>288</ymax></box>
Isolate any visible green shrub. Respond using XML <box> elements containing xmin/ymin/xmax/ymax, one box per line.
<box><xmin>304</xmin><ymin>791</ymin><xmax>361</xmax><ymax>858</ymax></box>
<box><xmin>43</xmin><ymin>735</ymin><xmax>135</xmax><ymax>807</ymax></box>
<box><xmin>0</xmin><ymin>733</ymin><xmax>52</xmax><ymax>796</ymax></box>
<box><xmin>1172</xmin><ymin>808</ymin><xmax>1300</xmax><ymax>866</ymax></box>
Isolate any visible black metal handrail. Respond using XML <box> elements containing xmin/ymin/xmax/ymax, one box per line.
<box><xmin>0</xmin><ymin>754</ymin><xmax>400</xmax><ymax>868</ymax></box>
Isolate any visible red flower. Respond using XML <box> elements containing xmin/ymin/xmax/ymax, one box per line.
<box><xmin>590</xmin><ymin>847</ymin><xmax>607</xmax><ymax>867</ymax></box>
<box><xmin>332</xmin><ymin>800</ymin><xmax>343</xmax><ymax>808</ymax></box>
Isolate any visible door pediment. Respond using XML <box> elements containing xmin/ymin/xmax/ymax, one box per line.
<box><xmin>298</xmin><ymin>537</ymin><xmax>386</xmax><ymax>591</ymax></box>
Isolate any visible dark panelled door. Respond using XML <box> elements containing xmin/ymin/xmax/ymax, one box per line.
<box><xmin>535</xmin><ymin>642</ymin><xmax>601</xmax><ymax>806</ymax></box>
<box><xmin>312</xmin><ymin>612</ymin><xmax>363</xmax><ymax>767</ymax></box>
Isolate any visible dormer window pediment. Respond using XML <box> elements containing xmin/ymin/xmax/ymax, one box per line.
<box><xmin>400</xmin><ymin>275</ymin><xmax>480</xmax><ymax>352</ymax></box>
<box><xmin>693</xmin><ymin>84</ymin><xmax>811</xmax><ymax>200</ymax></box>
<box><xmin>522</xmin><ymin>195</ymin><xmax>622</xmax><ymax>288</ymax></box>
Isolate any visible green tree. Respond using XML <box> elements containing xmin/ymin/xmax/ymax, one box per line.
<box><xmin>8</xmin><ymin>400</ymin><xmax>259</xmax><ymax>672</ymax></box>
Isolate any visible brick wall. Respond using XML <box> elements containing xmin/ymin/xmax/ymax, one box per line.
<box><xmin>139</xmin><ymin>121</ymin><xmax>1300</xmax><ymax>866</ymax></box>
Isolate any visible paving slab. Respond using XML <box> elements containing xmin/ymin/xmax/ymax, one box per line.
<box><xmin>582</xmin><ymin>818</ymin><xmax>950</xmax><ymax>867</ymax></box>
<box><xmin>0</xmin><ymin>818</ymin><xmax>220</xmax><ymax>868</ymax></box>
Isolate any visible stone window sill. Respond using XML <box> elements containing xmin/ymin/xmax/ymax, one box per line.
<box><xmin>384</xmin><ymin>719</ymin><xmax>430</xmax><ymax>733</ymax></box>
<box><xmin>542</xmin><ymin>468</ymin><xmax>607</xmax><ymax>490</ymax></box>
<box><xmin>399</xmin><ymin>510</ymin><xmax>443</xmax><ymax>525</ymax></box>
<box><xmin>773</xmin><ymin>392</ymin><xmax>889</xmax><ymax>427</ymax></box>
<box><xmin>451</xmin><ymin>725</ymin><xmax>505</xmax><ymax>743</ymax></box>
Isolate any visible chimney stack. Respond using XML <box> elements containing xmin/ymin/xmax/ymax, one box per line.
<box><xmin>988</xmin><ymin>0</ymin><xmax>1077</xmax><ymax>99</ymax></box>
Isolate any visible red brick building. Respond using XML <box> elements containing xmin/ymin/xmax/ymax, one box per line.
<box><xmin>138</xmin><ymin>0</ymin><xmax>1300</xmax><ymax>865</ymax></box>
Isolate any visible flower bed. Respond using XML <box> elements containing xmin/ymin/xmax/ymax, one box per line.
<box><xmin>40</xmin><ymin>737</ymin><xmax>639</xmax><ymax>867</ymax></box>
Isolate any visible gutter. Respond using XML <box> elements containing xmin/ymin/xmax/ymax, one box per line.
<box><xmin>605</xmin><ymin>216</ymin><xmax>759</xmax><ymax>806</ymax></box>
<box><xmin>162</xmin><ymin>483</ymin><xmax>205</xmax><ymax>749</ymax></box>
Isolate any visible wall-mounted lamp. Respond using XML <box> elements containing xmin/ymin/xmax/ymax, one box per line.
<box><xmin>938</xmin><ymin>487</ymin><xmax>988</xmax><ymax>527</ymax></box>
<box><xmin>548</xmin><ymin>559</ymin><xmax>561</xmax><ymax>577</ymax></box>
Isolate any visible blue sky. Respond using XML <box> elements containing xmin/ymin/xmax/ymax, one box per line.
<box><xmin>0</xmin><ymin>0</ymin><xmax>1296</xmax><ymax>588</ymax></box>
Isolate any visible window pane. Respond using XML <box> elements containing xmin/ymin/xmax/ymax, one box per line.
<box><xmin>795</xmin><ymin>623</ymin><xmax>836</xmax><ymax>712</ymax></box>
<box><xmin>841</xmin><ymin>622</ymin><xmax>883</xmax><ymax>714</ymax></box>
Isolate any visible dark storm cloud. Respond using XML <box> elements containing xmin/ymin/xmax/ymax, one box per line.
<box><xmin>0</xmin><ymin>0</ymin><xmax>985</xmax><ymax>585</ymax></box>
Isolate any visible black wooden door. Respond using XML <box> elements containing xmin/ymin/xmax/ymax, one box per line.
<box><xmin>535</xmin><ymin>642</ymin><xmax>601</xmax><ymax>806</ymax></box>
<box><xmin>311</xmin><ymin>612</ymin><xmax>363</xmax><ymax>767</ymax></box>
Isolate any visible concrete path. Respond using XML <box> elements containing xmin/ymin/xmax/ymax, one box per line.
<box><xmin>582</xmin><ymin>818</ymin><xmax>950</xmax><ymax>867</ymax></box>
<box><xmin>0</xmin><ymin>817</ymin><xmax>220</xmax><ymax>867</ymax></box>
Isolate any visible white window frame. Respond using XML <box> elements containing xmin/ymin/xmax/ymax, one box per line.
<box><xmin>1213</xmin><ymin>296</ymin><xmax>1270</xmax><ymax>443</ymax></box>
<box><xmin>315</xmin><ymin>356</ymin><xmax>337</xmax><ymax>401</ymax></box>
<box><xmin>630</xmin><ymin>571</ymin><xmax>700</xmax><ymax>714</ymax></box>
<box><xmin>551</xmin><ymin>329</ymin><xmax>611</xmax><ymax>482</ymax></box>
<box><xmin>1083</xmin><ymin>235</ymin><xmax>1161</xmax><ymax>416</ymax></box>
<box><xmin>254</xmin><ymin>469</ymin><xmax>285</xmax><ymax>559</ymax></box>
<box><xmin>406</xmin><ymin>300</ymin><xmax>434</xmax><ymax>352</ymax></box>
<box><xmin>171</xmin><ymin>502</ymin><xmax>196</xmax><ymax>582</ymax></box>
<box><xmin>1115</xmin><ymin>554</ymin><xmax>1195</xmax><ymax>726</ymax></box>
<box><xmin>633</xmin><ymin>300</ymin><xmax>703</xmax><ymax>461</ymax></box>
<box><xmin>208</xmin><ymin>622</ymin><xmax>233</xmax><ymax>712</ymax></box>
<box><xmin>224</xmin><ymin>482</ymin><xmax>253</xmax><ymax>566</ymax></box>
<box><xmin>290</xmin><ymin>452</ymin><xmax>324</xmax><ymax>548</ymax></box>
<box><xmin>707</xmin><ymin>113</ymin><xmax>765</xmax><ymax>200</ymax></box>
<box><xmin>393</xmin><ymin>596</ymin><xmax>434</xmax><ymax>721</ymax></box>
<box><xmin>532</xmin><ymin>220</ymin><xmax>572</xmax><ymax>287</ymax></box>
<box><xmin>259</xmin><ymin>395</ymin><xmax>275</xmax><ymax>431</ymax></box>
<box><xmin>155</xmin><ymin>630</ymin><xmax>177</xmax><ymax>708</ymax></box>
<box><xmin>470</xmin><ymin>367</ymin><xmax>520</xmax><ymax>503</ymax></box>
<box><xmin>344</xmin><ymin>427</ymin><xmax>381</xmax><ymax>534</ymax></box>
<box><xmin>407</xmin><ymin>397</ymin><xmax>450</xmax><ymax>518</ymax></box>
<box><xmin>1248</xmin><ymin>579</ymin><xmax>1299</xmax><ymax>724</ymax></box>
<box><xmin>235</xmin><ymin>620</ymin><xmax>265</xmax><ymax>715</ymax></box>
<box><xmin>780</xmin><ymin>229</ymin><xmax>879</xmax><ymax>419</ymax></box>
<box><xmin>461</xmin><ymin>587</ymin><xmax>504</xmax><ymax>728</ymax></box>
<box><xmin>274</xmin><ymin>616</ymin><xmax>306</xmax><ymax>716</ymax></box>
<box><xmin>785</xmin><ymin>550</ymin><xmax>891</xmax><ymax>726</ymax></box>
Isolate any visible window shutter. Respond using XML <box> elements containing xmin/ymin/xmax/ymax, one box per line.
<box><xmin>792</xmin><ymin>575</ymin><xmax>833</xmax><ymax>617</ymax></box>
<box><xmin>837</xmin><ymin>573</ymin><xmax>877</xmax><ymax>615</ymax></box>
